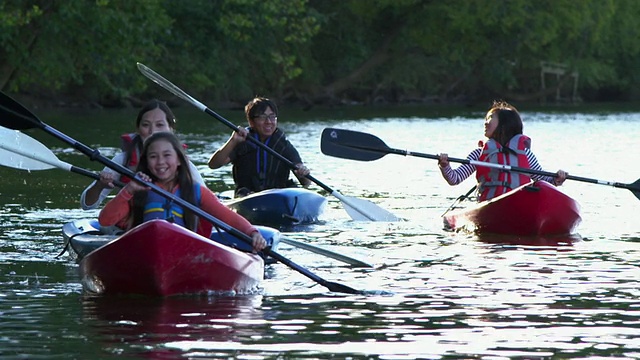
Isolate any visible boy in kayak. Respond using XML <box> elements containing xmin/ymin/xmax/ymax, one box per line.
<box><xmin>80</xmin><ymin>99</ymin><xmax>204</xmax><ymax>210</ymax></box>
<box><xmin>207</xmin><ymin>97</ymin><xmax>311</xmax><ymax>197</ymax></box>
<box><xmin>437</xmin><ymin>100</ymin><xmax>568</xmax><ymax>201</ymax></box>
<box><xmin>99</xmin><ymin>132</ymin><xmax>266</xmax><ymax>252</ymax></box>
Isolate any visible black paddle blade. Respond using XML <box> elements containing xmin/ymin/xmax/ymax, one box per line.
<box><xmin>324</xmin><ymin>281</ymin><xmax>365</xmax><ymax>295</ymax></box>
<box><xmin>320</xmin><ymin>128</ymin><xmax>390</xmax><ymax>161</ymax></box>
<box><xmin>265</xmin><ymin>248</ymin><xmax>365</xmax><ymax>294</ymax></box>
<box><xmin>630</xmin><ymin>179</ymin><xmax>640</xmax><ymax>200</ymax></box>
<box><xmin>0</xmin><ymin>92</ymin><xmax>42</xmax><ymax>130</ymax></box>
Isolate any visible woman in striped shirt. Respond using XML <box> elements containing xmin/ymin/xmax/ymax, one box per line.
<box><xmin>437</xmin><ymin>100</ymin><xmax>567</xmax><ymax>201</ymax></box>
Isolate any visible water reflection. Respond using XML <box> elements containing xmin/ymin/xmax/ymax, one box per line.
<box><xmin>474</xmin><ymin>232</ymin><xmax>583</xmax><ymax>247</ymax></box>
<box><xmin>1</xmin><ymin>109</ymin><xmax>639</xmax><ymax>358</ymax></box>
<box><xmin>82</xmin><ymin>295</ymin><xmax>267</xmax><ymax>356</ymax></box>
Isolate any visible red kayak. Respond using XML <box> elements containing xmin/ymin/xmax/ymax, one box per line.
<box><xmin>78</xmin><ymin>219</ymin><xmax>264</xmax><ymax>296</ymax></box>
<box><xmin>443</xmin><ymin>181</ymin><xmax>581</xmax><ymax>236</ymax></box>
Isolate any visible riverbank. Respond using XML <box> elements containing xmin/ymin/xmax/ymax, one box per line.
<box><xmin>6</xmin><ymin>91</ymin><xmax>640</xmax><ymax>118</ymax></box>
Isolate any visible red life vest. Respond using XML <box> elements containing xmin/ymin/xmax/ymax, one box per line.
<box><xmin>476</xmin><ymin>134</ymin><xmax>532</xmax><ymax>201</ymax></box>
<box><xmin>119</xmin><ymin>133</ymin><xmax>142</xmax><ymax>184</ymax></box>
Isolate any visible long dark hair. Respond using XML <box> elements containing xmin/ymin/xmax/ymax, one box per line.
<box><xmin>124</xmin><ymin>99</ymin><xmax>177</xmax><ymax>166</ymax></box>
<box><xmin>488</xmin><ymin>100</ymin><xmax>523</xmax><ymax>146</ymax></box>
<box><xmin>130</xmin><ymin>132</ymin><xmax>198</xmax><ymax>231</ymax></box>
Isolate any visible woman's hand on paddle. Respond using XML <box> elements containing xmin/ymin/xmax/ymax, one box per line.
<box><xmin>124</xmin><ymin>172</ymin><xmax>152</xmax><ymax>194</ymax></box>
<box><xmin>250</xmin><ymin>231</ymin><xmax>267</xmax><ymax>252</ymax></box>
<box><xmin>554</xmin><ymin>170</ymin><xmax>568</xmax><ymax>186</ymax></box>
<box><xmin>98</xmin><ymin>170</ymin><xmax>117</xmax><ymax>189</ymax></box>
<box><xmin>438</xmin><ymin>153</ymin><xmax>450</xmax><ymax>168</ymax></box>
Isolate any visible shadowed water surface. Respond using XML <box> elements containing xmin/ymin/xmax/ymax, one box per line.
<box><xmin>0</xmin><ymin>104</ymin><xmax>639</xmax><ymax>358</ymax></box>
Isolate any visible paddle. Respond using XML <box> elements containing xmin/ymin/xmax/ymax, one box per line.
<box><xmin>321</xmin><ymin>127</ymin><xmax>640</xmax><ymax>200</ymax></box>
<box><xmin>0</xmin><ymin>126</ymin><xmax>373</xmax><ymax>267</ymax></box>
<box><xmin>0</xmin><ymin>125</ymin><xmax>371</xmax><ymax>268</ymax></box>
<box><xmin>136</xmin><ymin>62</ymin><xmax>400</xmax><ymax>222</ymax></box>
<box><xmin>0</xmin><ymin>92</ymin><xmax>364</xmax><ymax>295</ymax></box>
<box><xmin>0</xmin><ymin>126</ymin><xmax>126</xmax><ymax>188</ymax></box>
<box><xmin>441</xmin><ymin>185</ymin><xmax>476</xmax><ymax>217</ymax></box>
<box><xmin>280</xmin><ymin>237</ymin><xmax>373</xmax><ymax>268</ymax></box>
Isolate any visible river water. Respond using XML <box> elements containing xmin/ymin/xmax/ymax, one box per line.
<box><xmin>0</xmin><ymin>103</ymin><xmax>639</xmax><ymax>358</ymax></box>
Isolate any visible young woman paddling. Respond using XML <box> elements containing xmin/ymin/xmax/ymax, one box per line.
<box><xmin>80</xmin><ymin>99</ymin><xmax>204</xmax><ymax>210</ymax></box>
<box><xmin>437</xmin><ymin>100</ymin><xmax>568</xmax><ymax>202</ymax></box>
<box><xmin>99</xmin><ymin>132</ymin><xmax>267</xmax><ymax>252</ymax></box>
<box><xmin>207</xmin><ymin>97</ymin><xmax>311</xmax><ymax>197</ymax></box>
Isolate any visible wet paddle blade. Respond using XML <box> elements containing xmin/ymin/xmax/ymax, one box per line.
<box><xmin>630</xmin><ymin>179</ymin><xmax>640</xmax><ymax>200</ymax></box>
<box><xmin>338</xmin><ymin>194</ymin><xmax>401</xmax><ymax>222</ymax></box>
<box><xmin>324</xmin><ymin>281</ymin><xmax>363</xmax><ymax>295</ymax></box>
<box><xmin>264</xmin><ymin>249</ymin><xmax>365</xmax><ymax>294</ymax></box>
<box><xmin>0</xmin><ymin>92</ymin><xmax>42</xmax><ymax>130</ymax></box>
<box><xmin>1</xmin><ymin>90</ymin><xmax>368</xmax><ymax>295</ymax></box>
<box><xmin>321</xmin><ymin>128</ymin><xmax>390</xmax><ymax>161</ymax></box>
<box><xmin>281</xmin><ymin>237</ymin><xmax>373</xmax><ymax>268</ymax></box>
<box><xmin>0</xmin><ymin>126</ymin><xmax>57</xmax><ymax>170</ymax></box>
<box><xmin>138</xmin><ymin>63</ymin><xmax>397</xmax><ymax>221</ymax></box>
<box><xmin>137</xmin><ymin>62</ymin><xmax>207</xmax><ymax>112</ymax></box>
<box><xmin>0</xmin><ymin>125</ymin><xmax>117</xmax><ymax>186</ymax></box>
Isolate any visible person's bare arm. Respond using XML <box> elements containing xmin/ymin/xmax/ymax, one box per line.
<box><xmin>208</xmin><ymin>128</ymin><xmax>247</xmax><ymax>169</ymax></box>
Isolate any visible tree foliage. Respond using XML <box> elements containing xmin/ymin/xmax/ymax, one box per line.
<box><xmin>0</xmin><ymin>0</ymin><xmax>170</xmax><ymax>104</ymax></box>
<box><xmin>0</xmin><ymin>0</ymin><xmax>638</xmax><ymax>107</ymax></box>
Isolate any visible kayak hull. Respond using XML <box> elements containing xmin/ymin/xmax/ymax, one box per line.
<box><xmin>64</xmin><ymin>219</ymin><xmax>268</xmax><ymax>296</ymax></box>
<box><xmin>225</xmin><ymin>188</ymin><xmax>327</xmax><ymax>228</ymax></box>
<box><xmin>443</xmin><ymin>181</ymin><xmax>581</xmax><ymax>237</ymax></box>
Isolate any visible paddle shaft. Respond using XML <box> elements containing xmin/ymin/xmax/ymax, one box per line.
<box><xmin>363</xmin><ymin>143</ymin><xmax>639</xmax><ymax>192</ymax></box>
<box><xmin>0</xmin><ymin>95</ymin><xmax>361</xmax><ymax>294</ymax></box>
<box><xmin>50</xmin><ymin>124</ymin><xmax>356</xmax><ymax>292</ymax></box>
<box><xmin>206</xmin><ymin>109</ymin><xmax>330</xmax><ymax>188</ymax></box>
<box><xmin>205</xmin><ymin>110</ymin><xmax>386</xmax><ymax>221</ymax></box>
<box><xmin>136</xmin><ymin>63</ymin><xmax>399</xmax><ymax>222</ymax></box>
<box><xmin>322</xmin><ymin>128</ymin><xmax>640</xmax><ymax>197</ymax></box>
<box><xmin>441</xmin><ymin>185</ymin><xmax>476</xmax><ymax>217</ymax></box>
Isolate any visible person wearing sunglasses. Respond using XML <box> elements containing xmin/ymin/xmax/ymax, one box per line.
<box><xmin>208</xmin><ymin>97</ymin><xmax>311</xmax><ymax>197</ymax></box>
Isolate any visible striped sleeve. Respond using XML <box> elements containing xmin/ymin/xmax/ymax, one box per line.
<box><xmin>525</xmin><ymin>149</ymin><xmax>555</xmax><ymax>183</ymax></box>
<box><xmin>440</xmin><ymin>148</ymin><xmax>481</xmax><ymax>185</ymax></box>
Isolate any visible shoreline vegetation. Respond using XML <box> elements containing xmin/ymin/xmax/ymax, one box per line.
<box><xmin>2</xmin><ymin>1</ymin><xmax>639</xmax><ymax>112</ymax></box>
<box><xmin>11</xmin><ymin>93</ymin><xmax>640</xmax><ymax>117</ymax></box>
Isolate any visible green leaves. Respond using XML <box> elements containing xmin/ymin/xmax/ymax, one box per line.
<box><xmin>1</xmin><ymin>0</ymin><xmax>638</xmax><ymax>105</ymax></box>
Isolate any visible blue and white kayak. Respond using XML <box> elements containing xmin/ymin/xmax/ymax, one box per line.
<box><xmin>223</xmin><ymin>188</ymin><xmax>327</xmax><ymax>228</ymax></box>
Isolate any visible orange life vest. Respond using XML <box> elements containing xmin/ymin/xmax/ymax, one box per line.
<box><xmin>476</xmin><ymin>135</ymin><xmax>532</xmax><ymax>201</ymax></box>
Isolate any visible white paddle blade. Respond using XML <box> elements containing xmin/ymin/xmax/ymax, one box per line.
<box><xmin>136</xmin><ymin>63</ymin><xmax>207</xmax><ymax>112</ymax></box>
<box><xmin>280</xmin><ymin>237</ymin><xmax>373</xmax><ymax>268</ymax></box>
<box><xmin>333</xmin><ymin>192</ymin><xmax>401</xmax><ymax>222</ymax></box>
<box><xmin>0</xmin><ymin>126</ymin><xmax>60</xmax><ymax>170</ymax></box>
